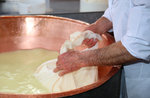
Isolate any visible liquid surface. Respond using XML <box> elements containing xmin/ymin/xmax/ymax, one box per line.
<box><xmin>0</xmin><ymin>49</ymin><xmax>59</xmax><ymax>94</ymax></box>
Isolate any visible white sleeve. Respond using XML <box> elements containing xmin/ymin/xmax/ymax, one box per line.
<box><xmin>103</xmin><ymin>7</ymin><xmax>113</xmax><ymax>32</ymax></box>
<box><xmin>121</xmin><ymin>0</ymin><xmax>150</xmax><ymax>61</ymax></box>
<box><xmin>103</xmin><ymin>0</ymin><xmax>113</xmax><ymax>32</ymax></box>
<box><xmin>103</xmin><ymin>8</ymin><xmax>112</xmax><ymax>22</ymax></box>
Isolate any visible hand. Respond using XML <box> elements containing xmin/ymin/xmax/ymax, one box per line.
<box><xmin>82</xmin><ymin>38</ymin><xmax>98</xmax><ymax>48</ymax></box>
<box><xmin>80</xmin><ymin>33</ymin><xmax>115</xmax><ymax>49</ymax></box>
<box><xmin>98</xmin><ymin>33</ymin><xmax>115</xmax><ymax>47</ymax></box>
<box><xmin>54</xmin><ymin>50</ymin><xmax>88</xmax><ymax>76</ymax></box>
<box><xmin>73</xmin><ymin>38</ymin><xmax>98</xmax><ymax>51</ymax></box>
<box><xmin>85</xmin><ymin>17</ymin><xmax>113</xmax><ymax>35</ymax></box>
<box><xmin>84</xmin><ymin>23</ymin><xmax>97</xmax><ymax>33</ymax></box>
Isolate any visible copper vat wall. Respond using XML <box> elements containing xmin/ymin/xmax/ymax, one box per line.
<box><xmin>0</xmin><ymin>16</ymin><xmax>120</xmax><ymax>98</ymax></box>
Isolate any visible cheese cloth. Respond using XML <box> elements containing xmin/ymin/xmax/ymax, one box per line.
<box><xmin>34</xmin><ymin>30</ymin><xmax>101</xmax><ymax>93</ymax></box>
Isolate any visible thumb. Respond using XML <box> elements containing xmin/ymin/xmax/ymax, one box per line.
<box><xmin>102</xmin><ymin>34</ymin><xmax>108</xmax><ymax>41</ymax></box>
<box><xmin>59</xmin><ymin>70</ymin><xmax>71</xmax><ymax>76</ymax></box>
<box><xmin>84</xmin><ymin>23</ymin><xmax>96</xmax><ymax>32</ymax></box>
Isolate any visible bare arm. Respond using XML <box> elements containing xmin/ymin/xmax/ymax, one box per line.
<box><xmin>84</xmin><ymin>17</ymin><xmax>138</xmax><ymax>65</ymax></box>
<box><xmin>86</xmin><ymin>17</ymin><xmax>113</xmax><ymax>34</ymax></box>
<box><xmin>54</xmin><ymin>17</ymin><xmax>138</xmax><ymax>76</ymax></box>
<box><xmin>55</xmin><ymin>41</ymin><xmax>139</xmax><ymax>76</ymax></box>
<box><xmin>82</xmin><ymin>41</ymin><xmax>138</xmax><ymax>66</ymax></box>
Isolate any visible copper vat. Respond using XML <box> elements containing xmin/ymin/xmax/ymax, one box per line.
<box><xmin>0</xmin><ymin>15</ymin><xmax>120</xmax><ymax>98</ymax></box>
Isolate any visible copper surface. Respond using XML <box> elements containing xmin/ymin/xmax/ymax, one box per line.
<box><xmin>0</xmin><ymin>15</ymin><xmax>120</xmax><ymax>98</ymax></box>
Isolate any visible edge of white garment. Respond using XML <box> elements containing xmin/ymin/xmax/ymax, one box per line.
<box><xmin>102</xmin><ymin>7</ymin><xmax>112</xmax><ymax>22</ymax></box>
<box><xmin>121</xmin><ymin>38</ymin><xmax>147</xmax><ymax>61</ymax></box>
<box><xmin>121</xmin><ymin>2</ymin><xmax>150</xmax><ymax>61</ymax></box>
<box><xmin>102</xmin><ymin>7</ymin><xmax>113</xmax><ymax>32</ymax></box>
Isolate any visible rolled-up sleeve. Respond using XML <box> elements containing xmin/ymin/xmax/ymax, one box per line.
<box><xmin>121</xmin><ymin>0</ymin><xmax>150</xmax><ymax>61</ymax></box>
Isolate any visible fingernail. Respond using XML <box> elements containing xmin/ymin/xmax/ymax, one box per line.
<box><xmin>53</xmin><ymin>68</ymin><xmax>58</xmax><ymax>73</ymax></box>
<box><xmin>59</xmin><ymin>73</ymin><xmax>63</xmax><ymax>77</ymax></box>
<box><xmin>102</xmin><ymin>34</ymin><xmax>108</xmax><ymax>40</ymax></box>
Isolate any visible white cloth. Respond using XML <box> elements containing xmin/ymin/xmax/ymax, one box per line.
<box><xmin>60</xmin><ymin>30</ymin><xmax>102</xmax><ymax>54</ymax></box>
<box><xmin>103</xmin><ymin>0</ymin><xmax>150</xmax><ymax>98</ymax></box>
<box><xmin>34</xmin><ymin>31</ymin><xmax>100</xmax><ymax>93</ymax></box>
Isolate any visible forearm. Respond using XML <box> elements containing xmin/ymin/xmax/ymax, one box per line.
<box><xmin>83</xmin><ymin>41</ymin><xmax>138</xmax><ymax>66</ymax></box>
<box><xmin>90</xmin><ymin>17</ymin><xmax>113</xmax><ymax>34</ymax></box>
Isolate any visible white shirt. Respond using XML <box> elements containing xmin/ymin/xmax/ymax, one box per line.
<box><xmin>103</xmin><ymin>0</ymin><xmax>150</xmax><ymax>98</ymax></box>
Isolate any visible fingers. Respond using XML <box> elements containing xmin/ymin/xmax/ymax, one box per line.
<box><xmin>53</xmin><ymin>67</ymin><xmax>60</xmax><ymax>73</ymax></box>
<box><xmin>84</xmin><ymin>23</ymin><xmax>96</xmax><ymax>33</ymax></box>
<box><xmin>102</xmin><ymin>34</ymin><xmax>108</xmax><ymax>41</ymax></box>
<box><xmin>58</xmin><ymin>67</ymin><xmax>80</xmax><ymax>76</ymax></box>
<box><xmin>102</xmin><ymin>33</ymin><xmax>115</xmax><ymax>42</ymax></box>
<box><xmin>54</xmin><ymin>51</ymin><xmax>75</xmax><ymax>73</ymax></box>
<box><xmin>82</xmin><ymin>38</ymin><xmax>98</xmax><ymax>48</ymax></box>
<box><xmin>101</xmin><ymin>33</ymin><xmax>115</xmax><ymax>45</ymax></box>
<box><xmin>88</xmin><ymin>39</ymin><xmax>95</xmax><ymax>48</ymax></box>
<box><xmin>54</xmin><ymin>66</ymin><xmax>71</xmax><ymax>76</ymax></box>
<box><xmin>54</xmin><ymin>56</ymin><xmax>65</xmax><ymax>73</ymax></box>
<box><xmin>90</xmin><ymin>38</ymin><xmax>98</xmax><ymax>46</ymax></box>
<box><xmin>82</xmin><ymin>38</ymin><xmax>90</xmax><ymax>45</ymax></box>
<box><xmin>59</xmin><ymin>70</ymin><xmax>71</xmax><ymax>76</ymax></box>
<box><xmin>53</xmin><ymin>65</ymin><xmax>62</xmax><ymax>72</ymax></box>
<box><xmin>56</xmin><ymin>51</ymin><xmax>72</xmax><ymax>65</ymax></box>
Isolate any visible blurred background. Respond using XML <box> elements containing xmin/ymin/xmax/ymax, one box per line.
<box><xmin>0</xmin><ymin>0</ymin><xmax>108</xmax><ymax>14</ymax></box>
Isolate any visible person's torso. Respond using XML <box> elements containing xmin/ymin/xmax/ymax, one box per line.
<box><xmin>108</xmin><ymin>0</ymin><xmax>150</xmax><ymax>98</ymax></box>
<box><xmin>109</xmin><ymin>0</ymin><xmax>131</xmax><ymax>41</ymax></box>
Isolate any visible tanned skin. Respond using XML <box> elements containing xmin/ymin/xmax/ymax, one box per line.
<box><xmin>83</xmin><ymin>41</ymin><xmax>138</xmax><ymax>66</ymax></box>
<box><xmin>86</xmin><ymin>17</ymin><xmax>113</xmax><ymax>34</ymax></box>
<box><xmin>54</xmin><ymin>17</ymin><xmax>138</xmax><ymax>76</ymax></box>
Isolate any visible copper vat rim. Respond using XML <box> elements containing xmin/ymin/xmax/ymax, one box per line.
<box><xmin>0</xmin><ymin>67</ymin><xmax>119</xmax><ymax>98</ymax></box>
<box><xmin>0</xmin><ymin>15</ymin><xmax>90</xmax><ymax>26</ymax></box>
<box><xmin>0</xmin><ymin>15</ymin><xmax>120</xmax><ymax>98</ymax></box>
